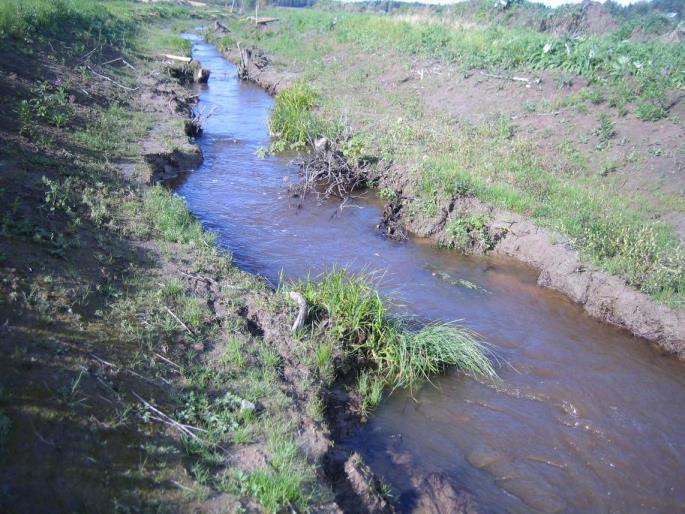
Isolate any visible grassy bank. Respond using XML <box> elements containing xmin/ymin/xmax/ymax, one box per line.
<box><xmin>0</xmin><ymin>1</ymin><xmax>325</xmax><ymax>510</ymax></box>
<box><xmin>226</xmin><ymin>5</ymin><xmax>685</xmax><ymax>307</ymax></box>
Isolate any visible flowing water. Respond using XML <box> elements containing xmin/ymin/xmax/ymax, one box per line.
<box><xmin>177</xmin><ymin>35</ymin><xmax>685</xmax><ymax>513</ymax></box>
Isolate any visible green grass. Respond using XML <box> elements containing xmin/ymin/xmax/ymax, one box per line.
<box><xmin>143</xmin><ymin>187</ymin><xmax>215</xmax><ymax>247</ymax></box>
<box><xmin>222</xmin><ymin>336</ymin><xmax>247</xmax><ymax>369</ymax></box>
<box><xmin>297</xmin><ymin>269</ymin><xmax>496</xmax><ymax>394</ymax></box>
<box><xmin>0</xmin><ymin>0</ymin><xmax>135</xmax><ymax>44</ymax></box>
<box><xmin>417</xmin><ymin>120</ymin><xmax>685</xmax><ymax>305</ymax></box>
<box><xmin>222</xmin><ymin>430</ymin><xmax>314</xmax><ymax>513</ymax></box>
<box><xmin>269</xmin><ymin>81</ymin><xmax>337</xmax><ymax>152</ymax></box>
<box><xmin>74</xmin><ymin>105</ymin><xmax>153</xmax><ymax>158</ymax></box>
<box><xmin>137</xmin><ymin>30</ymin><xmax>192</xmax><ymax>56</ymax></box>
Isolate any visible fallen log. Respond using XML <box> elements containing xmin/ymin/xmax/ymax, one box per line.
<box><xmin>250</xmin><ymin>16</ymin><xmax>279</xmax><ymax>25</ymax></box>
<box><xmin>161</xmin><ymin>54</ymin><xmax>192</xmax><ymax>63</ymax></box>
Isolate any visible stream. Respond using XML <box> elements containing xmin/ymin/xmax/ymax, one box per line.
<box><xmin>176</xmin><ymin>35</ymin><xmax>685</xmax><ymax>513</ymax></box>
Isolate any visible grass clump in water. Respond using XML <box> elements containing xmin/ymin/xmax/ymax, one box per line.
<box><xmin>269</xmin><ymin>81</ymin><xmax>332</xmax><ymax>152</ymax></box>
<box><xmin>297</xmin><ymin>269</ymin><xmax>496</xmax><ymax>402</ymax></box>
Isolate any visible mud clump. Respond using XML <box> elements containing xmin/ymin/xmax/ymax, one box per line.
<box><xmin>343</xmin><ymin>453</ymin><xmax>396</xmax><ymax>514</ymax></box>
<box><xmin>377</xmin><ymin>197</ymin><xmax>408</xmax><ymax>241</ymax></box>
<box><xmin>144</xmin><ymin>147</ymin><xmax>202</xmax><ymax>183</ymax></box>
<box><xmin>165</xmin><ymin>60</ymin><xmax>210</xmax><ymax>85</ymax></box>
<box><xmin>416</xmin><ymin>473</ymin><xmax>477</xmax><ymax>514</ymax></box>
<box><xmin>228</xmin><ymin>43</ymin><xmax>294</xmax><ymax>94</ymax></box>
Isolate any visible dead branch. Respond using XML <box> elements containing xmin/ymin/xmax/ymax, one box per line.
<box><xmin>101</xmin><ymin>57</ymin><xmax>136</xmax><ymax>70</ymax></box>
<box><xmin>132</xmin><ymin>392</ymin><xmax>204</xmax><ymax>442</ymax></box>
<box><xmin>291</xmin><ymin>138</ymin><xmax>369</xmax><ymax>206</ymax></box>
<box><xmin>153</xmin><ymin>352</ymin><xmax>182</xmax><ymax>370</ymax></box>
<box><xmin>86</xmin><ymin>65</ymin><xmax>139</xmax><ymax>91</ymax></box>
<box><xmin>164</xmin><ymin>306</ymin><xmax>194</xmax><ymax>336</ymax></box>
<box><xmin>480</xmin><ymin>70</ymin><xmax>540</xmax><ymax>84</ymax></box>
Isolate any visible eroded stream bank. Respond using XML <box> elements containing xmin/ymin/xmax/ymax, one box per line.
<box><xmin>178</xmin><ymin>36</ymin><xmax>685</xmax><ymax>513</ymax></box>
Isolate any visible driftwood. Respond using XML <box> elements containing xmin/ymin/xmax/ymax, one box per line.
<box><xmin>289</xmin><ymin>292</ymin><xmax>307</xmax><ymax>333</ymax></box>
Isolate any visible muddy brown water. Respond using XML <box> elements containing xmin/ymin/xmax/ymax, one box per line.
<box><xmin>177</xmin><ymin>35</ymin><xmax>685</xmax><ymax>513</ymax></box>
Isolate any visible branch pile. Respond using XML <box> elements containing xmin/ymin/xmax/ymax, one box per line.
<box><xmin>293</xmin><ymin>138</ymin><xmax>368</xmax><ymax>202</ymax></box>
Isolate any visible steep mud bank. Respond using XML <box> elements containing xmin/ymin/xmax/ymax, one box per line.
<box><xmin>384</xmin><ymin>190</ymin><xmax>685</xmax><ymax>357</ymax></box>
<box><xmin>229</xmin><ymin>43</ymin><xmax>685</xmax><ymax>357</ymax></box>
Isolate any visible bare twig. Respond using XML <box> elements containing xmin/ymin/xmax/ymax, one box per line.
<box><xmin>100</xmin><ymin>57</ymin><xmax>136</xmax><ymax>70</ymax></box>
<box><xmin>179</xmin><ymin>270</ymin><xmax>218</xmax><ymax>285</ymax></box>
<box><xmin>86</xmin><ymin>65</ymin><xmax>139</xmax><ymax>91</ymax></box>
<box><xmin>89</xmin><ymin>352</ymin><xmax>160</xmax><ymax>387</ymax></box>
<box><xmin>132</xmin><ymin>392</ymin><xmax>204</xmax><ymax>442</ymax></box>
<box><xmin>153</xmin><ymin>352</ymin><xmax>181</xmax><ymax>370</ymax></box>
<box><xmin>480</xmin><ymin>70</ymin><xmax>539</xmax><ymax>84</ymax></box>
<box><xmin>164</xmin><ymin>306</ymin><xmax>194</xmax><ymax>336</ymax></box>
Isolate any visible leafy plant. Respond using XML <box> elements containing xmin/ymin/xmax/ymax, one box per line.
<box><xmin>595</xmin><ymin>112</ymin><xmax>615</xmax><ymax>148</ymax></box>
<box><xmin>446</xmin><ymin>213</ymin><xmax>493</xmax><ymax>251</ymax></box>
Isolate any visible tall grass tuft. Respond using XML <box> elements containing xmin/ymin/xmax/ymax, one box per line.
<box><xmin>269</xmin><ymin>82</ymin><xmax>332</xmax><ymax>151</ymax></box>
<box><xmin>393</xmin><ymin>323</ymin><xmax>496</xmax><ymax>388</ymax></box>
<box><xmin>297</xmin><ymin>269</ymin><xmax>496</xmax><ymax>394</ymax></box>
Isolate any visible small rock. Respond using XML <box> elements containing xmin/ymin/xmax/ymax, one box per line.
<box><xmin>240</xmin><ymin>399</ymin><xmax>256</xmax><ymax>412</ymax></box>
